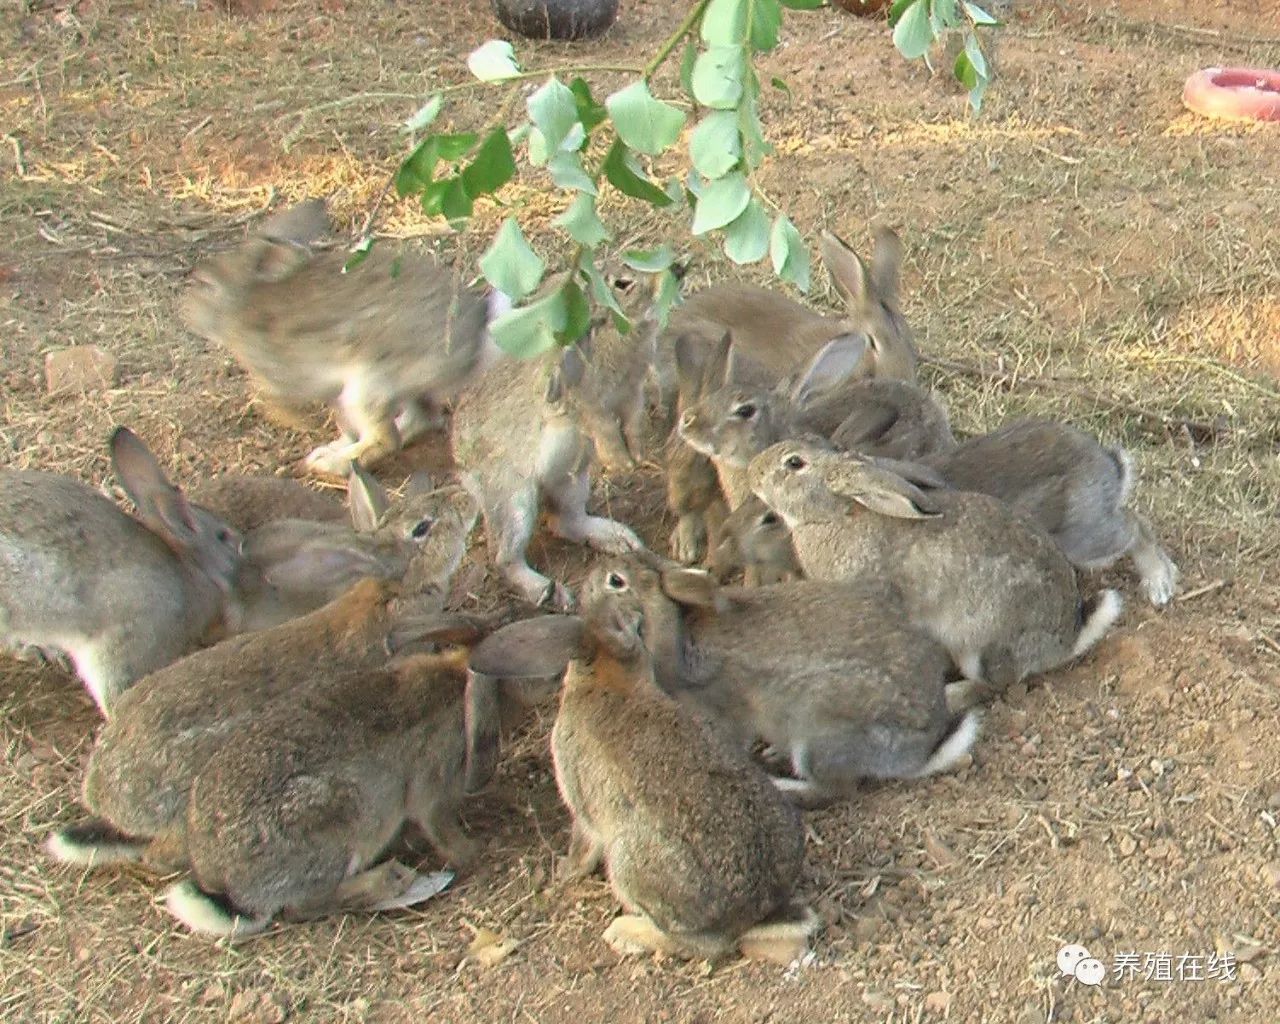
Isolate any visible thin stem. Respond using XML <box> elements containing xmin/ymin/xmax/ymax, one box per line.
<box><xmin>642</xmin><ymin>0</ymin><xmax>711</xmax><ymax>82</ymax></box>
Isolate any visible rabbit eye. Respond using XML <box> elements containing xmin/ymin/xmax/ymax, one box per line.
<box><xmin>783</xmin><ymin>454</ymin><xmax>807</xmax><ymax>472</ymax></box>
<box><xmin>731</xmin><ymin>402</ymin><xmax>757</xmax><ymax>420</ymax></box>
<box><xmin>410</xmin><ymin>518</ymin><xmax>434</xmax><ymax>541</ymax></box>
<box><xmin>605</xmin><ymin>571</ymin><xmax>628</xmax><ymax>591</ymax></box>
<box><xmin>614</xmin><ymin>276</ymin><xmax>635</xmax><ymax>294</ymax></box>
<box><xmin>760</xmin><ymin>511</ymin><xmax>780</xmax><ymax>526</ymax></box>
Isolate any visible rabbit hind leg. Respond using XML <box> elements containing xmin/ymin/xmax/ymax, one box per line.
<box><xmin>545</xmin><ymin>470</ymin><xmax>641</xmax><ymax>556</ymax></box>
<box><xmin>304</xmin><ymin>378</ymin><xmax>401</xmax><ymax>478</ymax></box>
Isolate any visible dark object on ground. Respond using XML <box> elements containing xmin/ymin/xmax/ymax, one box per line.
<box><xmin>492</xmin><ymin>0</ymin><xmax>619</xmax><ymax>40</ymax></box>
<box><xmin>831</xmin><ymin>0</ymin><xmax>890</xmax><ymax>15</ymax></box>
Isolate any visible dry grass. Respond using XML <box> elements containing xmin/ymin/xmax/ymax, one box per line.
<box><xmin>3</xmin><ymin>0</ymin><xmax>1280</xmax><ymax>1021</ymax></box>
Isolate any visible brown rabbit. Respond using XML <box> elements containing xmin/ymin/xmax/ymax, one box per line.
<box><xmin>710</xmin><ymin>496</ymin><xmax>801</xmax><ymax>585</ymax></box>
<box><xmin>187</xmin><ymin>474</ymin><xmax>345</xmax><ymax>533</ymax></box>
<box><xmin>182</xmin><ymin>198</ymin><xmax>509</xmax><ymax>478</ymax></box>
<box><xmin>469</xmin><ymin>566</ymin><xmax>818</xmax><ymax>963</ymax></box>
<box><xmin>46</xmin><ymin>487</ymin><xmax>484</xmax><ymax>877</ymax></box>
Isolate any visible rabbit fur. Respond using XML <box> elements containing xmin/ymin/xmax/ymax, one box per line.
<box><xmin>181</xmin><ymin>198</ymin><xmax>511</xmax><ymax>479</ymax></box>
<box><xmin>45</xmin><ymin>486</ymin><xmax>481</xmax><ymax>883</ymax></box>
<box><xmin>0</xmin><ymin>428</ymin><xmax>243</xmax><ymax>715</ymax></box>
<box><xmin>748</xmin><ymin>439</ymin><xmax>1124</xmax><ymax>690</ymax></box>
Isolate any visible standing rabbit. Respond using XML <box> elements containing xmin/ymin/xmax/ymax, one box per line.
<box><xmin>470</xmin><ymin>564</ymin><xmax>818</xmax><ymax>963</ymax></box>
<box><xmin>182</xmin><ymin>198</ymin><xmax>511</xmax><ymax>478</ymax></box>
<box><xmin>0</xmin><ymin>428</ymin><xmax>243</xmax><ymax>715</ymax></box>
<box><xmin>450</xmin><ymin>284</ymin><xmax>656</xmax><ymax>610</ymax></box>
<box><xmin>748</xmin><ymin>440</ymin><xmax>1123</xmax><ymax>689</ymax></box>
<box><xmin>916</xmin><ymin>420</ymin><xmax>1179</xmax><ymax>606</ymax></box>
<box><xmin>46</xmin><ymin>487</ymin><xmax>483</xmax><ymax>876</ymax></box>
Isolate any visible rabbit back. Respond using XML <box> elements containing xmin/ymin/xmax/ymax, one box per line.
<box><xmin>552</xmin><ymin>664</ymin><xmax>804</xmax><ymax>942</ymax></box>
<box><xmin>188</xmin><ymin>475</ymin><xmax>345</xmax><ymax>534</ymax></box>
<box><xmin>180</xmin><ymin>657</ymin><xmax>467</xmax><ymax>923</ymax></box>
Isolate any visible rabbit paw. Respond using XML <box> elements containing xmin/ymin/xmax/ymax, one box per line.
<box><xmin>302</xmin><ymin>441</ymin><xmax>358</xmax><ymax>480</ymax></box>
<box><xmin>585</xmin><ymin>519</ymin><xmax>642</xmax><ymax>556</ymax></box>
<box><xmin>1142</xmin><ymin>556</ymin><xmax>1179</xmax><ymax>607</ymax></box>
<box><xmin>671</xmin><ymin>516</ymin><xmax>706</xmax><ymax>564</ymax></box>
<box><xmin>603</xmin><ymin>915</ymin><xmax>663</xmax><ymax>957</ymax></box>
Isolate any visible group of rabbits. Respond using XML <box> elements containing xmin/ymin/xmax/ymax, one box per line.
<box><xmin>1</xmin><ymin>199</ymin><xmax>1177</xmax><ymax>963</ymax></box>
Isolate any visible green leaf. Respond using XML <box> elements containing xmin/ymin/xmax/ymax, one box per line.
<box><xmin>420</xmin><ymin>178</ymin><xmax>451</xmax><ymax>216</ymax></box>
<box><xmin>527</xmin><ymin>77</ymin><xmax>581</xmax><ymax>156</ymax></box>
<box><xmin>778</xmin><ymin>0</ymin><xmax>825</xmax><ymax>8</ymax></box>
<box><xmin>434</xmin><ymin>133</ymin><xmax>479</xmax><ymax>160</ymax></box>
<box><xmin>751</xmin><ymin>0</ymin><xmax>782</xmax><ymax>51</ymax></box>
<box><xmin>770</xmin><ymin>75</ymin><xmax>792</xmax><ymax>101</ymax></box>
<box><xmin>621</xmin><ymin>245</ymin><xmax>676</xmax><ymax>272</ymax></box>
<box><xmin>739</xmin><ymin>82</ymin><xmax>771</xmax><ymax>169</ymax></box>
<box><xmin>963</xmin><ymin>30</ymin><xmax>989</xmax><ymax>77</ymax></box>
<box><xmin>557</xmin><ymin>279</ymin><xmax>592</xmax><ymax>345</ymax></box>
<box><xmin>689</xmin><ymin>110</ymin><xmax>741</xmax><ymax>179</ymax></box>
<box><xmin>568</xmin><ymin>77</ymin><xmax>608</xmax><ymax>132</ymax></box>
<box><xmin>601</xmin><ymin>139</ymin><xmax>673</xmax><ymax>207</ymax></box>
<box><xmin>954</xmin><ymin>50</ymin><xmax>978</xmax><ymax>91</ymax></box>
<box><xmin>467</xmin><ymin>40</ymin><xmax>521</xmax><ymax>82</ymax></box>
<box><xmin>402</xmin><ymin>94</ymin><xmax>443</xmax><ymax>134</ymax></box>
<box><xmin>691</xmin><ymin>172</ymin><xmax>751</xmax><ymax>235</ymax></box>
<box><xmin>547</xmin><ymin>151</ymin><xmax>597</xmax><ymax>194</ymax></box>
<box><xmin>652</xmin><ymin>267</ymin><xmax>681</xmax><ymax>330</ymax></box>
<box><xmin>605</xmin><ymin>81</ymin><xmax>687</xmax><ymax>157</ymax></box>
<box><xmin>554</xmin><ymin>193</ymin><xmax>610</xmax><ymax>247</ymax></box>
<box><xmin>892</xmin><ymin>0</ymin><xmax>936</xmax><ymax>60</ymax></box>
<box><xmin>480</xmin><ymin>218</ymin><xmax>545</xmax><ymax>300</ymax></box>
<box><xmin>439</xmin><ymin>178</ymin><xmax>473</xmax><ymax>224</ymax></box>
<box><xmin>395</xmin><ymin>137</ymin><xmax>439</xmax><ymax>197</ymax></box>
<box><xmin>701</xmin><ymin>0</ymin><xmax>748</xmax><ymax>45</ymax></box>
<box><xmin>723</xmin><ymin>198</ymin><xmax>770</xmax><ymax>264</ymax></box>
<box><xmin>342</xmin><ymin>237</ymin><xmax>373</xmax><ymax>273</ymax></box>
<box><xmin>888</xmin><ymin>0</ymin><xmax>915</xmax><ymax>26</ymax></box>
<box><xmin>583</xmin><ymin>260</ymin><xmax>626</xmax><ymax>317</ymax></box>
<box><xmin>770</xmin><ymin>214</ymin><xmax>810</xmax><ymax>291</ymax></box>
<box><xmin>489</xmin><ymin>290</ymin><xmax>567</xmax><ymax>358</ymax></box>
<box><xmin>460</xmin><ymin>128</ymin><xmax>516</xmax><ymax>197</ymax></box>
<box><xmin>692</xmin><ymin>45</ymin><xmax>745</xmax><ymax>109</ymax></box>
<box><xmin>963</xmin><ymin>0</ymin><xmax>1000</xmax><ymax>25</ymax></box>
<box><xmin>679</xmin><ymin>39</ymin><xmax>698</xmax><ymax>95</ymax></box>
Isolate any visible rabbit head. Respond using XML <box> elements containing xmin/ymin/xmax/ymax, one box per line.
<box><xmin>710</xmin><ymin>496</ymin><xmax>799</xmax><ymax>584</ymax></box>
<box><xmin>182</xmin><ymin>199</ymin><xmax>331</xmax><ymax>342</ymax></box>
<box><xmin>819</xmin><ymin>227</ymin><xmax>917</xmax><ymax>382</ymax></box>
<box><xmin>748</xmin><ymin>440</ymin><xmax>945</xmax><ymax>528</ymax></box>
<box><xmin>679</xmin><ymin>333</ymin><xmax>869</xmax><ymax>470</ymax></box>
<box><xmin>239</xmin><ymin>467</ymin><xmax>478</xmax><ymax>627</ymax></box>
<box><xmin>111</xmin><ymin>428</ymin><xmax>243</xmax><ymax>593</ymax></box>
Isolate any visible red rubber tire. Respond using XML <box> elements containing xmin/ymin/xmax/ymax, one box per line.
<box><xmin>1183</xmin><ymin>67</ymin><xmax>1280</xmax><ymax>123</ymax></box>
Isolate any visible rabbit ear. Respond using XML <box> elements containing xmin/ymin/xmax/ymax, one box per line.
<box><xmin>867</xmin><ymin>456</ymin><xmax>949</xmax><ymax>491</ymax></box>
<box><xmin>789</xmin><ymin>334</ymin><xmax>868</xmax><ymax>410</ymax></box>
<box><xmin>829</xmin><ymin>462</ymin><xmax>942</xmax><ymax>521</ymax></box>
<box><xmin>468</xmin><ymin>615</ymin><xmax>585</xmax><ymax>678</ymax></box>
<box><xmin>245</xmin><ymin>523</ymin><xmax>386</xmax><ymax>592</ymax></box>
<box><xmin>348</xmin><ymin>463</ymin><xmax>389</xmax><ymax>533</ymax></box>
<box><xmin>820</xmin><ymin>230</ymin><xmax>874</xmax><ymax>310</ymax></box>
<box><xmin>869</xmin><ymin>227</ymin><xmax>903</xmax><ymax>303</ymax></box>
<box><xmin>659</xmin><ymin>566</ymin><xmax>725</xmax><ymax>610</ymax></box>
<box><xmin>258</xmin><ymin>198</ymin><xmax>330</xmax><ymax>247</ymax></box>
<box><xmin>701</xmin><ymin>330</ymin><xmax>736</xmax><ymax>394</ymax></box>
<box><xmin>403</xmin><ymin>471</ymin><xmax>436</xmax><ymax>498</ymax></box>
<box><xmin>673</xmin><ymin>333</ymin><xmax>705</xmax><ymax>399</ymax></box>
<box><xmin>110</xmin><ymin>428</ymin><xmax>202</xmax><ymax>549</ymax></box>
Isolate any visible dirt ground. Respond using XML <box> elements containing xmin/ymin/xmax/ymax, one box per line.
<box><xmin>3</xmin><ymin>0</ymin><xmax>1280</xmax><ymax>1021</ymax></box>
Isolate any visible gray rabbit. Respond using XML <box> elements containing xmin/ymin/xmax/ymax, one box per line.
<box><xmin>1</xmin><ymin>428</ymin><xmax>242</xmax><ymax>715</ymax></box>
<box><xmin>749</xmin><ymin>440</ymin><xmax>1123</xmax><ymax>690</ymax></box>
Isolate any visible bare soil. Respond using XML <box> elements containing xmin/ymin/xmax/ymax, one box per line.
<box><xmin>2</xmin><ymin>2</ymin><xmax>1279</xmax><ymax>1022</ymax></box>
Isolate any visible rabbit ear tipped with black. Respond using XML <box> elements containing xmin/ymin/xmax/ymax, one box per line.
<box><xmin>109</xmin><ymin>427</ymin><xmax>201</xmax><ymax>545</ymax></box>
<box><xmin>830</xmin><ymin>461</ymin><xmax>943</xmax><ymax>521</ymax></box>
